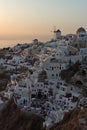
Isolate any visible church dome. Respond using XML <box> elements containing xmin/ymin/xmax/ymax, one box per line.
<box><xmin>56</xmin><ymin>29</ymin><xmax>61</xmax><ymax>33</ymax></box>
<box><xmin>76</xmin><ymin>27</ymin><xmax>86</xmax><ymax>34</ymax></box>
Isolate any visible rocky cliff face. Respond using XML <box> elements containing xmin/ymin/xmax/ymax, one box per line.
<box><xmin>60</xmin><ymin>59</ymin><xmax>87</xmax><ymax>96</ymax></box>
<box><xmin>49</xmin><ymin>108</ymin><xmax>87</xmax><ymax>130</ymax></box>
<box><xmin>60</xmin><ymin>61</ymin><xmax>80</xmax><ymax>83</ymax></box>
<box><xmin>1</xmin><ymin>99</ymin><xmax>87</xmax><ymax>130</ymax></box>
<box><xmin>0</xmin><ymin>99</ymin><xmax>45</xmax><ymax>130</ymax></box>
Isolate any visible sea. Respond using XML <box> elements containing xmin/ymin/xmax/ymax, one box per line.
<box><xmin>0</xmin><ymin>40</ymin><xmax>32</xmax><ymax>49</ymax></box>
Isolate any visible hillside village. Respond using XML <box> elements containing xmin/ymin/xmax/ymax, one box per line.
<box><xmin>0</xmin><ymin>27</ymin><xmax>87</xmax><ymax>128</ymax></box>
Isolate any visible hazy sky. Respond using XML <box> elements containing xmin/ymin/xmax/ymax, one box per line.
<box><xmin>0</xmin><ymin>0</ymin><xmax>87</xmax><ymax>41</ymax></box>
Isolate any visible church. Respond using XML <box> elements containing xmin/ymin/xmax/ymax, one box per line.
<box><xmin>73</xmin><ymin>27</ymin><xmax>87</xmax><ymax>48</ymax></box>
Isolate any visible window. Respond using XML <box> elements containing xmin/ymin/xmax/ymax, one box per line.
<box><xmin>62</xmin><ymin>88</ymin><xmax>65</xmax><ymax>91</ymax></box>
<box><xmin>56</xmin><ymin>74</ymin><xmax>58</xmax><ymax>77</ymax></box>
<box><xmin>71</xmin><ymin>87</ymin><xmax>73</xmax><ymax>91</ymax></box>
<box><xmin>52</xmin><ymin>67</ymin><xmax>54</xmax><ymax>70</ymax></box>
<box><xmin>60</xmin><ymin>82</ymin><xmax>62</xmax><ymax>85</ymax></box>
<box><xmin>52</xmin><ymin>74</ymin><xmax>54</xmax><ymax>77</ymax></box>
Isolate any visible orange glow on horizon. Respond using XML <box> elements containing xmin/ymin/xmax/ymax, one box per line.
<box><xmin>0</xmin><ymin>0</ymin><xmax>87</xmax><ymax>41</ymax></box>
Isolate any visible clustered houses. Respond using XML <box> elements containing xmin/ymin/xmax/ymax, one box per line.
<box><xmin>0</xmin><ymin>27</ymin><xmax>87</xmax><ymax>127</ymax></box>
<box><xmin>43</xmin><ymin>45</ymin><xmax>82</xmax><ymax>81</ymax></box>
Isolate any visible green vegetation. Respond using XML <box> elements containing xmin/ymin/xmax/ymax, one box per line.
<box><xmin>60</xmin><ymin>61</ymin><xmax>81</xmax><ymax>82</ymax></box>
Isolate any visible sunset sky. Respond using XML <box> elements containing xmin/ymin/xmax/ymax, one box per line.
<box><xmin>0</xmin><ymin>0</ymin><xmax>87</xmax><ymax>41</ymax></box>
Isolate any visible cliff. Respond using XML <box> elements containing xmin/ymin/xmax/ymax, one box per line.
<box><xmin>49</xmin><ymin>108</ymin><xmax>87</xmax><ymax>130</ymax></box>
<box><xmin>0</xmin><ymin>99</ymin><xmax>45</xmax><ymax>130</ymax></box>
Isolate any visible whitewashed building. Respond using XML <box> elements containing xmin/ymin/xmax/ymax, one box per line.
<box><xmin>54</xmin><ymin>29</ymin><xmax>61</xmax><ymax>39</ymax></box>
<box><xmin>43</xmin><ymin>45</ymin><xmax>82</xmax><ymax>80</ymax></box>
